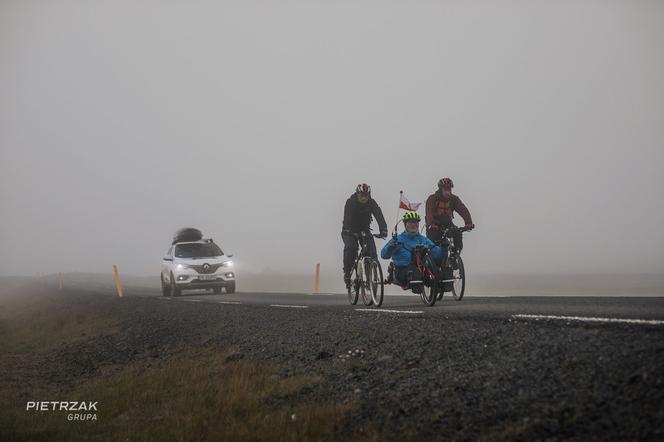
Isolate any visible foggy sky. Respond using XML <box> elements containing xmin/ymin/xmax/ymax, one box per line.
<box><xmin>1</xmin><ymin>0</ymin><xmax>663</xmax><ymax>277</ymax></box>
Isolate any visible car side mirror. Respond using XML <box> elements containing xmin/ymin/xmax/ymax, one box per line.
<box><xmin>227</xmin><ymin>254</ymin><xmax>233</xmax><ymax>258</ymax></box>
<box><xmin>163</xmin><ymin>257</ymin><xmax>173</xmax><ymax>261</ymax></box>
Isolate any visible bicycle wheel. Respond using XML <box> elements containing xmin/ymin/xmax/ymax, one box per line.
<box><xmin>420</xmin><ymin>255</ymin><xmax>438</xmax><ymax>307</ymax></box>
<box><xmin>368</xmin><ymin>259</ymin><xmax>384</xmax><ymax>307</ymax></box>
<box><xmin>347</xmin><ymin>262</ymin><xmax>359</xmax><ymax>305</ymax></box>
<box><xmin>436</xmin><ymin>267</ymin><xmax>445</xmax><ymax>301</ymax></box>
<box><xmin>360</xmin><ymin>259</ymin><xmax>373</xmax><ymax>306</ymax></box>
<box><xmin>436</xmin><ymin>261</ymin><xmax>449</xmax><ymax>301</ymax></box>
<box><xmin>451</xmin><ymin>255</ymin><xmax>465</xmax><ymax>301</ymax></box>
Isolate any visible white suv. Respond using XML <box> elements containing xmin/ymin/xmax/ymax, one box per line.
<box><xmin>161</xmin><ymin>239</ymin><xmax>236</xmax><ymax>296</ymax></box>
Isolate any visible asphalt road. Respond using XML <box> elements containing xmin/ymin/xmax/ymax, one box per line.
<box><xmin>138</xmin><ymin>288</ymin><xmax>664</xmax><ymax>440</ymax></box>
<box><xmin>131</xmin><ymin>286</ymin><xmax>664</xmax><ymax>323</ymax></box>
<box><xmin>8</xmin><ymin>283</ymin><xmax>663</xmax><ymax>440</ymax></box>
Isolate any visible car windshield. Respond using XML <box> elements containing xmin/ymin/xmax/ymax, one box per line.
<box><xmin>174</xmin><ymin>243</ymin><xmax>223</xmax><ymax>258</ymax></box>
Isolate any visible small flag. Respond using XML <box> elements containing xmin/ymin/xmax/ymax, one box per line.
<box><xmin>399</xmin><ymin>192</ymin><xmax>421</xmax><ymax>211</ymax></box>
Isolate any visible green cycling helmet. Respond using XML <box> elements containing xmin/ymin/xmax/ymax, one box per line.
<box><xmin>402</xmin><ymin>211</ymin><xmax>421</xmax><ymax>222</ymax></box>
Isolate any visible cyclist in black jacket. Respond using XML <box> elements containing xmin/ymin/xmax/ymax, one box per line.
<box><xmin>342</xmin><ymin>183</ymin><xmax>388</xmax><ymax>288</ymax></box>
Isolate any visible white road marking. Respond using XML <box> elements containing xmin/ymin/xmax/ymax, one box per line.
<box><xmin>270</xmin><ymin>304</ymin><xmax>309</xmax><ymax>309</ymax></box>
<box><xmin>356</xmin><ymin>308</ymin><xmax>424</xmax><ymax>314</ymax></box>
<box><xmin>512</xmin><ymin>314</ymin><xmax>664</xmax><ymax>326</ymax></box>
<box><xmin>311</xmin><ymin>292</ymin><xmax>440</xmax><ymax>297</ymax></box>
<box><xmin>218</xmin><ymin>301</ymin><xmax>241</xmax><ymax>305</ymax></box>
<box><xmin>181</xmin><ymin>299</ymin><xmax>201</xmax><ymax>302</ymax></box>
<box><xmin>157</xmin><ymin>297</ymin><xmax>171</xmax><ymax>300</ymax></box>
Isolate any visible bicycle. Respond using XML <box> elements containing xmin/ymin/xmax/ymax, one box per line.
<box><xmin>435</xmin><ymin>225</ymin><xmax>472</xmax><ymax>301</ymax></box>
<box><xmin>347</xmin><ymin>231</ymin><xmax>385</xmax><ymax>307</ymax></box>
<box><xmin>385</xmin><ymin>241</ymin><xmax>440</xmax><ymax>307</ymax></box>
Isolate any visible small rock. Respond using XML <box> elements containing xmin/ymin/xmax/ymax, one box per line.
<box><xmin>315</xmin><ymin>351</ymin><xmax>332</xmax><ymax>360</ymax></box>
<box><xmin>225</xmin><ymin>352</ymin><xmax>245</xmax><ymax>363</ymax></box>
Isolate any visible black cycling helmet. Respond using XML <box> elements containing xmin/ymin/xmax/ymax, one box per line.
<box><xmin>438</xmin><ymin>177</ymin><xmax>454</xmax><ymax>189</ymax></box>
<box><xmin>356</xmin><ymin>183</ymin><xmax>371</xmax><ymax>195</ymax></box>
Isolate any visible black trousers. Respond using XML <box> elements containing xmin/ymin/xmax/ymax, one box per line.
<box><xmin>395</xmin><ymin>265</ymin><xmax>420</xmax><ymax>287</ymax></box>
<box><xmin>427</xmin><ymin>216</ymin><xmax>463</xmax><ymax>251</ymax></box>
<box><xmin>342</xmin><ymin>231</ymin><xmax>377</xmax><ymax>276</ymax></box>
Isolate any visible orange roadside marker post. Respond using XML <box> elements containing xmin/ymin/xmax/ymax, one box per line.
<box><xmin>314</xmin><ymin>263</ymin><xmax>320</xmax><ymax>294</ymax></box>
<box><xmin>113</xmin><ymin>265</ymin><xmax>124</xmax><ymax>298</ymax></box>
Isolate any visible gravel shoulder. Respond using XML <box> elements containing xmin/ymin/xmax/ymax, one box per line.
<box><xmin>2</xmin><ymin>284</ymin><xmax>663</xmax><ymax>441</ymax></box>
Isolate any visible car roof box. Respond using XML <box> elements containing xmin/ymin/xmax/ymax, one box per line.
<box><xmin>172</xmin><ymin>227</ymin><xmax>203</xmax><ymax>244</ymax></box>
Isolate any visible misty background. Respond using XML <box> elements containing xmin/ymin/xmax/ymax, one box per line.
<box><xmin>1</xmin><ymin>1</ymin><xmax>663</xmax><ymax>288</ymax></box>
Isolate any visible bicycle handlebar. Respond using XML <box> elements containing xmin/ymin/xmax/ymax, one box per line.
<box><xmin>392</xmin><ymin>241</ymin><xmax>435</xmax><ymax>252</ymax></box>
<box><xmin>438</xmin><ymin>225</ymin><xmax>474</xmax><ymax>234</ymax></box>
<box><xmin>350</xmin><ymin>231</ymin><xmax>387</xmax><ymax>239</ymax></box>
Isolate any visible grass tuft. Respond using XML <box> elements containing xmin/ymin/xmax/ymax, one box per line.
<box><xmin>0</xmin><ymin>292</ymin><xmax>119</xmax><ymax>353</ymax></box>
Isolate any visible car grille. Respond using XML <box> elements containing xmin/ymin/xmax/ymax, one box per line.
<box><xmin>191</xmin><ymin>263</ymin><xmax>222</xmax><ymax>274</ymax></box>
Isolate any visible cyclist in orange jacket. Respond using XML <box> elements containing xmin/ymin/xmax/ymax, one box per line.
<box><xmin>425</xmin><ymin>177</ymin><xmax>474</xmax><ymax>251</ymax></box>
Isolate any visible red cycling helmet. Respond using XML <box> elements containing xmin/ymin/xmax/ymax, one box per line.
<box><xmin>438</xmin><ymin>177</ymin><xmax>454</xmax><ymax>189</ymax></box>
<box><xmin>356</xmin><ymin>183</ymin><xmax>371</xmax><ymax>195</ymax></box>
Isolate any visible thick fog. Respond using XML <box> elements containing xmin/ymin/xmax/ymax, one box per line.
<box><xmin>1</xmin><ymin>0</ymin><xmax>663</xmax><ymax>278</ymax></box>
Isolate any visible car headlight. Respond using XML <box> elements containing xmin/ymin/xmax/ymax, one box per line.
<box><xmin>175</xmin><ymin>264</ymin><xmax>190</xmax><ymax>270</ymax></box>
<box><xmin>221</xmin><ymin>260</ymin><xmax>233</xmax><ymax>267</ymax></box>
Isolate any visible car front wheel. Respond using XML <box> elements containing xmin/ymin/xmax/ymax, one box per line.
<box><xmin>170</xmin><ymin>273</ymin><xmax>181</xmax><ymax>297</ymax></box>
<box><xmin>160</xmin><ymin>274</ymin><xmax>169</xmax><ymax>296</ymax></box>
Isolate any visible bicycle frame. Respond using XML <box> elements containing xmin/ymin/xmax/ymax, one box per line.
<box><xmin>347</xmin><ymin>231</ymin><xmax>385</xmax><ymax>307</ymax></box>
<box><xmin>386</xmin><ymin>242</ymin><xmax>438</xmax><ymax>287</ymax></box>
<box><xmin>434</xmin><ymin>225</ymin><xmax>471</xmax><ymax>301</ymax></box>
<box><xmin>413</xmin><ymin>245</ymin><xmax>437</xmax><ymax>282</ymax></box>
<box><xmin>352</xmin><ymin>231</ymin><xmax>373</xmax><ymax>269</ymax></box>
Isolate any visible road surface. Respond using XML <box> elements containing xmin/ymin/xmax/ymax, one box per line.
<box><xmin>131</xmin><ymin>286</ymin><xmax>664</xmax><ymax>323</ymax></box>
<box><xmin>6</xmin><ymin>283</ymin><xmax>664</xmax><ymax>440</ymax></box>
